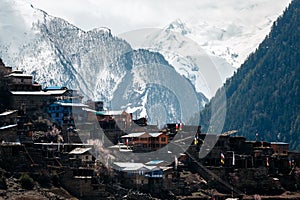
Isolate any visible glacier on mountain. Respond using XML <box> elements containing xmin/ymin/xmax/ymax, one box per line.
<box><xmin>120</xmin><ymin>1</ymin><xmax>291</xmax><ymax>98</ymax></box>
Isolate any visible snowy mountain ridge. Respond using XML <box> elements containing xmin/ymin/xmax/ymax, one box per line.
<box><xmin>0</xmin><ymin>0</ymin><xmax>205</xmax><ymax>124</ymax></box>
<box><xmin>120</xmin><ymin>2</ymin><xmax>291</xmax><ymax>98</ymax></box>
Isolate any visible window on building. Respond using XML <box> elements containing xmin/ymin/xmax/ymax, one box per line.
<box><xmin>161</xmin><ymin>137</ymin><xmax>166</xmax><ymax>142</ymax></box>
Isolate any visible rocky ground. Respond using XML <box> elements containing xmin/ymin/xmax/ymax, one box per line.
<box><xmin>242</xmin><ymin>191</ymin><xmax>300</xmax><ymax>199</ymax></box>
<box><xmin>0</xmin><ymin>165</ymin><xmax>299</xmax><ymax>200</ymax></box>
<box><xmin>0</xmin><ymin>175</ymin><xmax>77</xmax><ymax>200</ymax></box>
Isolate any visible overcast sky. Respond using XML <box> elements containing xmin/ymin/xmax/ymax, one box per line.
<box><xmin>27</xmin><ymin>0</ymin><xmax>291</xmax><ymax>35</ymax></box>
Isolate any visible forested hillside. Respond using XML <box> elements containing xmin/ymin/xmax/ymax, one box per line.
<box><xmin>200</xmin><ymin>0</ymin><xmax>300</xmax><ymax>150</ymax></box>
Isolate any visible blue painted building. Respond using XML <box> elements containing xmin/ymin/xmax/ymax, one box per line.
<box><xmin>48</xmin><ymin>100</ymin><xmax>88</xmax><ymax>127</ymax></box>
<box><xmin>45</xmin><ymin>86</ymin><xmax>88</xmax><ymax>127</ymax></box>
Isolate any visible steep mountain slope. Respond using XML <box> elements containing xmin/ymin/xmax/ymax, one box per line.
<box><xmin>0</xmin><ymin>0</ymin><xmax>132</xmax><ymax>98</ymax></box>
<box><xmin>0</xmin><ymin>0</ymin><xmax>205</xmax><ymax>124</ymax></box>
<box><xmin>119</xmin><ymin>26</ymin><xmax>233</xmax><ymax>99</ymax></box>
<box><xmin>200</xmin><ymin>0</ymin><xmax>300</xmax><ymax>150</ymax></box>
<box><xmin>120</xmin><ymin>1</ymin><xmax>291</xmax><ymax>98</ymax></box>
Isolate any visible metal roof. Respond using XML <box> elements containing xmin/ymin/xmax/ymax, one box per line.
<box><xmin>119</xmin><ymin>149</ymin><xmax>133</xmax><ymax>152</ymax></box>
<box><xmin>108</xmin><ymin>143</ymin><xmax>128</xmax><ymax>149</ymax></box>
<box><xmin>5</xmin><ymin>73</ymin><xmax>32</xmax><ymax>78</ymax></box>
<box><xmin>44</xmin><ymin>90</ymin><xmax>67</xmax><ymax>95</ymax></box>
<box><xmin>149</xmin><ymin>132</ymin><xmax>164</xmax><ymax>137</ymax></box>
<box><xmin>55</xmin><ymin>102</ymin><xmax>88</xmax><ymax>107</ymax></box>
<box><xmin>44</xmin><ymin>86</ymin><xmax>65</xmax><ymax>90</ymax></box>
<box><xmin>121</xmin><ymin>132</ymin><xmax>149</xmax><ymax>138</ymax></box>
<box><xmin>73</xmin><ymin>176</ymin><xmax>92</xmax><ymax>179</ymax></box>
<box><xmin>122</xmin><ymin>166</ymin><xmax>149</xmax><ymax>171</ymax></box>
<box><xmin>96</xmin><ymin>110</ymin><xmax>124</xmax><ymax>115</ymax></box>
<box><xmin>114</xmin><ymin>162</ymin><xmax>145</xmax><ymax>169</ymax></box>
<box><xmin>114</xmin><ymin>162</ymin><xmax>161</xmax><ymax>172</ymax></box>
<box><xmin>82</xmin><ymin>107</ymin><xmax>97</xmax><ymax>113</ymax></box>
<box><xmin>121</xmin><ymin>132</ymin><xmax>164</xmax><ymax>138</ymax></box>
<box><xmin>270</xmin><ymin>142</ymin><xmax>289</xmax><ymax>145</ymax></box>
<box><xmin>145</xmin><ymin>160</ymin><xmax>164</xmax><ymax>165</ymax></box>
<box><xmin>0</xmin><ymin>110</ymin><xmax>17</xmax><ymax>117</ymax></box>
<box><xmin>10</xmin><ymin>91</ymin><xmax>50</xmax><ymax>96</ymax></box>
<box><xmin>0</xmin><ymin>142</ymin><xmax>21</xmax><ymax>146</ymax></box>
<box><xmin>69</xmin><ymin>147</ymin><xmax>92</xmax><ymax>155</ymax></box>
<box><xmin>10</xmin><ymin>90</ymin><xmax>67</xmax><ymax>96</ymax></box>
<box><xmin>0</xmin><ymin>124</ymin><xmax>17</xmax><ymax>130</ymax></box>
<box><xmin>34</xmin><ymin>143</ymin><xmax>92</xmax><ymax>146</ymax></box>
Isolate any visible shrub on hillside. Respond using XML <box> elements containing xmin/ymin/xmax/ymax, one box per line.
<box><xmin>20</xmin><ymin>173</ymin><xmax>34</xmax><ymax>190</ymax></box>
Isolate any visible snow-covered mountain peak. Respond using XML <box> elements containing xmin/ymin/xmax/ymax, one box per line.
<box><xmin>166</xmin><ymin>19</ymin><xmax>191</xmax><ymax>35</ymax></box>
<box><xmin>120</xmin><ymin>0</ymin><xmax>291</xmax><ymax>99</ymax></box>
<box><xmin>0</xmin><ymin>0</ymin><xmax>206</xmax><ymax>124</ymax></box>
<box><xmin>120</xmin><ymin>25</ymin><xmax>234</xmax><ymax>99</ymax></box>
<box><xmin>0</xmin><ymin>0</ymin><xmax>291</xmax><ymax>120</ymax></box>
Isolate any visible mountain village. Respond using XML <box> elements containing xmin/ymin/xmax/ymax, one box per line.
<box><xmin>0</xmin><ymin>54</ymin><xmax>299</xmax><ymax>200</ymax></box>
